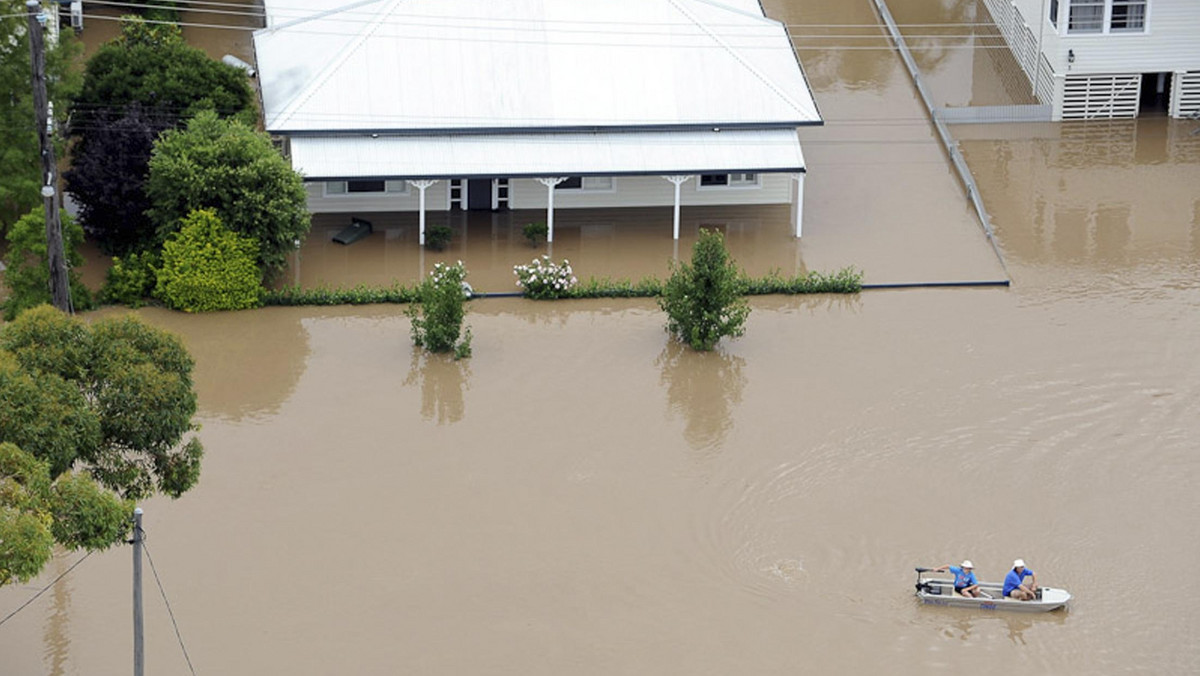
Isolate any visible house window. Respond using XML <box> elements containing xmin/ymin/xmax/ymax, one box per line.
<box><xmin>1050</xmin><ymin>0</ymin><xmax>1059</xmax><ymax>27</ymax></box>
<box><xmin>1109</xmin><ymin>0</ymin><xmax>1146</xmax><ymax>32</ymax></box>
<box><xmin>699</xmin><ymin>173</ymin><xmax>760</xmax><ymax>188</ymax></box>
<box><xmin>325</xmin><ymin>180</ymin><xmax>408</xmax><ymax>196</ymax></box>
<box><xmin>1064</xmin><ymin>0</ymin><xmax>1147</xmax><ymax>34</ymax></box>
<box><xmin>1067</xmin><ymin>0</ymin><xmax>1104</xmax><ymax>33</ymax></box>
<box><xmin>556</xmin><ymin>176</ymin><xmax>613</xmax><ymax>191</ymax></box>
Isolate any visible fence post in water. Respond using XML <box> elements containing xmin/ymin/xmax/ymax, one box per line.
<box><xmin>132</xmin><ymin>507</ymin><xmax>144</xmax><ymax>676</ymax></box>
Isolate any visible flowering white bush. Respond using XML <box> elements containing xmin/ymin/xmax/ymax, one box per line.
<box><xmin>513</xmin><ymin>255</ymin><xmax>578</xmax><ymax>299</ymax></box>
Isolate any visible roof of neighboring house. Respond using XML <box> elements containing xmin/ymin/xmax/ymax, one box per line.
<box><xmin>288</xmin><ymin>128</ymin><xmax>806</xmax><ymax>180</ymax></box>
<box><xmin>253</xmin><ymin>0</ymin><xmax>821</xmax><ymax>134</ymax></box>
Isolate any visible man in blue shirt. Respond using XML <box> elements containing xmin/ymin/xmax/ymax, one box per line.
<box><xmin>1004</xmin><ymin>559</ymin><xmax>1038</xmax><ymax>600</ymax></box>
<box><xmin>934</xmin><ymin>560</ymin><xmax>981</xmax><ymax>597</ymax></box>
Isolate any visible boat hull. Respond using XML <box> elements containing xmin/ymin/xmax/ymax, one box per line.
<box><xmin>916</xmin><ymin>579</ymin><xmax>1071</xmax><ymax>613</ymax></box>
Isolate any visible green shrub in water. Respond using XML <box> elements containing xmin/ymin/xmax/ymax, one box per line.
<box><xmin>101</xmin><ymin>251</ymin><xmax>159</xmax><ymax>308</ymax></box>
<box><xmin>658</xmin><ymin>229</ymin><xmax>750</xmax><ymax>351</ymax></box>
<box><xmin>154</xmin><ymin>209</ymin><xmax>262</xmax><ymax>312</ymax></box>
<box><xmin>522</xmin><ymin>222</ymin><xmax>548</xmax><ymax>247</ymax></box>
<box><xmin>425</xmin><ymin>225</ymin><xmax>452</xmax><ymax>251</ymax></box>
<box><xmin>407</xmin><ymin>261</ymin><xmax>472</xmax><ymax>358</ymax></box>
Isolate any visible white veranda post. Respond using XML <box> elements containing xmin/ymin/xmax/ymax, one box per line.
<box><xmin>792</xmin><ymin>173</ymin><xmax>805</xmax><ymax>238</ymax></box>
<box><xmin>407</xmin><ymin>180</ymin><xmax>438</xmax><ymax>245</ymax></box>
<box><xmin>535</xmin><ymin>178</ymin><xmax>567</xmax><ymax>242</ymax></box>
<box><xmin>663</xmin><ymin>175</ymin><xmax>692</xmax><ymax>240</ymax></box>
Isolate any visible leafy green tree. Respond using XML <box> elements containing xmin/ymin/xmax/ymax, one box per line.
<box><xmin>67</xmin><ymin>17</ymin><xmax>254</xmax><ymax>251</ymax></box>
<box><xmin>0</xmin><ymin>5</ymin><xmax>81</xmax><ymax>234</ymax></box>
<box><xmin>658</xmin><ymin>229</ymin><xmax>750</xmax><ymax>351</ymax></box>
<box><xmin>0</xmin><ymin>442</ymin><xmax>131</xmax><ymax>586</ymax></box>
<box><xmin>72</xmin><ymin>18</ymin><xmax>254</xmax><ymax>133</ymax></box>
<box><xmin>147</xmin><ymin>111</ymin><xmax>311</xmax><ymax>279</ymax></box>
<box><xmin>2</xmin><ymin>209</ymin><xmax>93</xmax><ymax>321</ymax></box>
<box><xmin>156</xmin><ymin>209</ymin><xmax>262</xmax><ymax>311</ymax></box>
<box><xmin>0</xmin><ymin>305</ymin><xmax>204</xmax><ymax>500</ymax></box>
<box><xmin>407</xmin><ymin>261</ymin><xmax>472</xmax><ymax>359</ymax></box>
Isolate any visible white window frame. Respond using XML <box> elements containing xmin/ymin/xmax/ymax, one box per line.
<box><xmin>696</xmin><ymin>173</ymin><xmax>762</xmax><ymax>190</ymax></box>
<box><xmin>323</xmin><ymin>180</ymin><xmax>410</xmax><ymax>197</ymax></box>
<box><xmin>554</xmin><ymin>176</ymin><xmax>616</xmax><ymax>193</ymax></box>
<box><xmin>1061</xmin><ymin>0</ymin><xmax>1148</xmax><ymax>36</ymax></box>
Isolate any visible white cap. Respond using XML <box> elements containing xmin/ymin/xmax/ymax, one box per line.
<box><xmin>961</xmin><ymin>560</ymin><xmax>973</xmax><ymax>569</ymax></box>
<box><xmin>1013</xmin><ymin>559</ymin><xmax>1025</xmax><ymax>568</ymax></box>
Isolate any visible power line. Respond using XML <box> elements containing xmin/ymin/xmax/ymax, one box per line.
<box><xmin>80</xmin><ymin>0</ymin><xmax>1002</xmax><ymax>29</ymax></box>
<box><xmin>77</xmin><ymin>11</ymin><xmax>1017</xmax><ymax>49</ymax></box>
<box><xmin>143</xmin><ymin>543</ymin><xmax>198</xmax><ymax>676</ymax></box>
<box><xmin>0</xmin><ymin>552</ymin><xmax>93</xmax><ymax>630</ymax></box>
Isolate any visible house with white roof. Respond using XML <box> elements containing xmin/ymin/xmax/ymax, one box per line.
<box><xmin>983</xmin><ymin>0</ymin><xmax>1200</xmax><ymax>120</ymax></box>
<box><xmin>251</xmin><ymin>0</ymin><xmax>821</xmax><ymax>244</ymax></box>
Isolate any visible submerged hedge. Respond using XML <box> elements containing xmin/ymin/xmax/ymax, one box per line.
<box><xmin>262</xmin><ymin>267</ymin><xmax>862</xmax><ymax>307</ymax></box>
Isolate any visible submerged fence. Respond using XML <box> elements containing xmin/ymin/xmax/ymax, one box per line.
<box><xmin>869</xmin><ymin>0</ymin><xmax>1011</xmax><ymax>278</ymax></box>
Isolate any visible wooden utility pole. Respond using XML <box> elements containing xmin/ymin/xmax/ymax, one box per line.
<box><xmin>25</xmin><ymin>0</ymin><xmax>72</xmax><ymax>313</ymax></box>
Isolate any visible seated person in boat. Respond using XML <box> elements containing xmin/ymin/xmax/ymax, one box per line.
<box><xmin>1004</xmin><ymin>559</ymin><xmax>1038</xmax><ymax>600</ymax></box>
<box><xmin>934</xmin><ymin>560</ymin><xmax>981</xmax><ymax>597</ymax></box>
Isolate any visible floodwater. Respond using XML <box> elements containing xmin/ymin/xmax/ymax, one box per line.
<box><xmin>4</xmin><ymin>0</ymin><xmax>1200</xmax><ymax>674</ymax></box>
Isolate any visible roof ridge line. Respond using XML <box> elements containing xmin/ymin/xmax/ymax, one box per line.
<box><xmin>664</xmin><ymin>0</ymin><xmax>813</xmax><ymax>121</ymax></box>
<box><xmin>269</xmin><ymin>0</ymin><xmax>411</xmax><ymax>129</ymax></box>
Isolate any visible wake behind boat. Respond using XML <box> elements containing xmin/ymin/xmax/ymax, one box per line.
<box><xmin>914</xmin><ymin>568</ymin><xmax>1071</xmax><ymax>613</ymax></box>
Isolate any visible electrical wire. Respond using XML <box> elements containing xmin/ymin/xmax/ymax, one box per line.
<box><xmin>0</xmin><ymin>552</ymin><xmax>93</xmax><ymax>630</ymax></box>
<box><xmin>142</xmin><ymin>542</ymin><xmax>198</xmax><ymax>676</ymax></box>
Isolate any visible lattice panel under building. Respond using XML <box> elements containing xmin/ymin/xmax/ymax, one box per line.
<box><xmin>1062</xmin><ymin>74</ymin><xmax>1142</xmax><ymax>120</ymax></box>
<box><xmin>1173</xmin><ymin>70</ymin><xmax>1200</xmax><ymax>118</ymax></box>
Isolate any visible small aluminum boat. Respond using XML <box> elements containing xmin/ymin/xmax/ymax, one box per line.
<box><xmin>914</xmin><ymin>568</ymin><xmax>1071</xmax><ymax>613</ymax></box>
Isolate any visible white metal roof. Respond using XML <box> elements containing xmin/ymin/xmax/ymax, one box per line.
<box><xmin>253</xmin><ymin>0</ymin><xmax>820</xmax><ymax>133</ymax></box>
<box><xmin>288</xmin><ymin>129</ymin><xmax>805</xmax><ymax>180</ymax></box>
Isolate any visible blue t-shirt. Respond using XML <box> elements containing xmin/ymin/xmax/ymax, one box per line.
<box><xmin>949</xmin><ymin>566</ymin><xmax>977</xmax><ymax>588</ymax></box>
<box><xmin>1003</xmin><ymin>568</ymin><xmax>1034</xmax><ymax>596</ymax></box>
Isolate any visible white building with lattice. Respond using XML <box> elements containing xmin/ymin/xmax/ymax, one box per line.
<box><xmin>983</xmin><ymin>0</ymin><xmax>1200</xmax><ymax>120</ymax></box>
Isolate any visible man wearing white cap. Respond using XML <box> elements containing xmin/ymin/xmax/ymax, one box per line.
<box><xmin>1004</xmin><ymin>559</ymin><xmax>1038</xmax><ymax>600</ymax></box>
<box><xmin>933</xmin><ymin>560</ymin><xmax>981</xmax><ymax>597</ymax></box>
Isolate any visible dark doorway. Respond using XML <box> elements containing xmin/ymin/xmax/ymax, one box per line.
<box><xmin>467</xmin><ymin>179</ymin><xmax>492</xmax><ymax>210</ymax></box>
<box><xmin>1139</xmin><ymin>73</ymin><xmax>1171</xmax><ymax>116</ymax></box>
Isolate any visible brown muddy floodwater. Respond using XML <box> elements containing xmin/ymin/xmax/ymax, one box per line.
<box><xmin>3</xmin><ymin>0</ymin><xmax>1199</xmax><ymax>674</ymax></box>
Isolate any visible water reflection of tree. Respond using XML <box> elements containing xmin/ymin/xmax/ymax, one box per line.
<box><xmin>404</xmin><ymin>353</ymin><xmax>470</xmax><ymax>425</ymax></box>
<box><xmin>656</xmin><ymin>342</ymin><xmax>746</xmax><ymax>454</ymax></box>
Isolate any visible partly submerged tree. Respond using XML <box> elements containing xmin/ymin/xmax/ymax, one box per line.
<box><xmin>147</xmin><ymin>111</ymin><xmax>311</xmax><ymax>279</ymax></box>
<box><xmin>658</xmin><ymin>229</ymin><xmax>750</xmax><ymax>351</ymax></box>
<box><xmin>0</xmin><ymin>5</ymin><xmax>81</xmax><ymax>234</ymax></box>
<box><xmin>155</xmin><ymin>209</ymin><xmax>262</xmax><ymax>312</ymax></box>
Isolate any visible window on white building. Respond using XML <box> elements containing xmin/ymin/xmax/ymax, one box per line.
<box><xmin>699</xmin><ymin>173</ymin><xmax>760</xmax><ymax>188</ymax></box>
<box><xmin>325</xmin><ymin>180</ymin><xmax>408</xmax><ymax>195</ymax></box>
<box><xmin>1109</xmin><ymin>0</ymin><xmax>1146</xmax><ymax>32</ymax></box>
<box><xmin>1067</xmin><ymin>0</ymin><xmax>1105</xmax><ymax>33</ymax></box>
<box><xmin>556</xmin><ymin>176</ymin><xmax>613</xmax><ymax>191</ymax></box>
<box><xmin>1064</xmin><ymin>0</ymin><xmax>1147</xmax><ymax>34</ymax></box>
<box><xmin>1049</xmin><ymin>0</ymin><xmax>1059</xmax><ymax>27</ymax></box>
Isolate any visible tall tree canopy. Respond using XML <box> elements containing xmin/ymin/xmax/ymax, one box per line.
<box><xmin>66</xmin><ymin>17</ymin><xmax>255</xmax><ymax>254</ymax></box>
<box><xmin>0</xmin><ymin>306</ymin><xmax>204</xmax><ymax>585</ymax></box>
<box><xmin>147</xmin><ymin>111</ymin><xmax>311</xmax><ymax>279</ymax></box>
<box><xmin>0</xmin><ymin>305</ymin><xmax>204</xmax><ymax>500</ymax></box>
<box><xmin>0</xmin><ymin>3</ymin><xmax>81</xmax><ymax>234</ymax></box>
